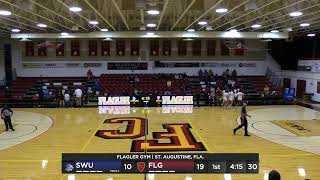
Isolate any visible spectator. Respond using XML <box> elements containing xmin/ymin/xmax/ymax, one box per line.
<box><xmin>232</xmin><ymin>69</ymin><xmax>237</xmax><ymax>79</ymax></box>
<box><xmin>198</xmin><ymin>69</ymin><xmax>203</xmax><ymax>77</ymax></box>
<box><xmin>167</xmin><ymin>80</ymin><xmax>172</xmax><ymax>88</ymax></box>
<box><xmin>134</xmin><ymin>76</ymin><xmax>140</xmax><ymax>83</ymax></box>
<box><xmin>225</xmin><ymin>69</ymin><xmax>230</xmax><ymax>79</ymax></box>
<box><xmin>87</xmin><ymin>69</ymin><xmax>93</xmax><ymax>80</ymax></box>
<box><xmin>204</xmin><ymin>70</ymin><xmax>209</xmax><ymax>77</ymax></box>
<box><xmin>164</xmin><ymin>89</ymin><xmax>172</xmax><ymax>95</ymax></box>
<box><xmin>59</xmin><ymin>89</ymin><xmax>65</xmax><ymax>107</ymax></box>
<box><xmin>87</xmin><ymin>87</ymin><xmax>93</xmax><ymax>97</ymax></box>
<box><xmin>74</xmin><ymin>88</ymin><xmax>83</xmax><ymax>107</ymax></box>
<box><xmin>208</xmin><ymin>69</ymin><xmax>214</xmax><ymax>77</ymax></box>
<box><xmin>4</xmin><ymin>86</ymin><xmax>11</xmax><ymax>99</ymax></box>
<box><xmin>95</xmin><ymin>81</ymin><xmax>100</xmax><ymax>95</ymax></box>
<box><xmin>38</xmin><ymin>88</ymin><xmax>44</xmax><ymax>106</ymax></box>
<box><xmin>264</xmin><ymin>84</ymin><xmax>270</xmax><ymax>95</ymax></box>
<box><xmin>64</xmin><ymin>91</ymin><xmax>71</xmax><ymax>107</ymax></box>
<box><xmin>103</xmin><ymin>90</ymin><xmax>108</xmax><ymax>97</ymax></box>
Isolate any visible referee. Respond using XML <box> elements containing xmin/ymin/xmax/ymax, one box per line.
<box><xmin>1</xmin><ymin>105</ymin><xmax>15</xmax><ymax>131</ymax></box>
<box><xmin>233</xmin><ymin>103</ymin><xmax>250</xmax><ymax>136</ymax></box>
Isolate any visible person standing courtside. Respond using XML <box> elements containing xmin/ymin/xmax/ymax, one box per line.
<box><xmin>1</xmin><ymin>105</ymin><xmax>15</xmax><ymax>131</ymax></box>
<box><xmin>233</xmin><ymin>103</ymin><xmax>251</xmax><ymax>136</ymax></box>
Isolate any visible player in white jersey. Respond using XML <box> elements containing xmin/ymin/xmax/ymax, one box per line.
<box><xmin>237</xmin><ymin>90</ymin><xmax>244</xmax><ymax>106</ymax></box>
<box><xmin>228</xmin><ymin>91</ymin><xmax>235</xmax><ymax>108</ymax></box>
<box><xmin>222</xmin><ymin>90</ymin><xmax>229</xmax><ymax>108</ymax></box>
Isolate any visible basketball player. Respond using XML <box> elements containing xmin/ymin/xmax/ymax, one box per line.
<box><xmin>237</xmin><ymin>90</ymin><xmax>244</xmax><ymax>106</ymax></box>
<box><xmin>222</xmin><ymin>90</ymin><xmax>229</xmax><ymax>108</ymax></box>
<box><xmin>228</xmin><ymin>90</ymin><xmax>235</xmax><ymax>108</ymax></box>
<box><xmin>233</xmin><ymin>103</ymin><xmax>251</xmax><ymax>136</ymax></box>
<box><xmin>1</xmin><ymin>105</ymin><xmax>15</xmax><ymax>131</ymax></box>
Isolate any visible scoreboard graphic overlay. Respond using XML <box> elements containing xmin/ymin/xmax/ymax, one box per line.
<box><xmin>62</xmin><ymin>153</ymin><xmax>259</xmax><ymax>174</ymax></box>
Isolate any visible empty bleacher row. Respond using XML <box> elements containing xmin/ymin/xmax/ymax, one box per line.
<box><xmin>0</xmin><ymin>74</ymin><xmax>284</xmax><ymax>107</ymax></box>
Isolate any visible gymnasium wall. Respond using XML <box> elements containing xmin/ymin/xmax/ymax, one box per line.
<box><xmin>3</xmin><ymin>38</ymin><xmax>276</xmax><ymax>77</ymax></box>
<box><xmin>276</xmin><ymin>70</ymin><xmax>320</xmax><ymax>102</ymax></box>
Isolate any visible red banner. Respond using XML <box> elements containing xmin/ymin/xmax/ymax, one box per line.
<box><xmin>101</xmin><ymin>41</ymin><xmax>110</xmax><ymax>56</ymax></box>
<box><xmin>131</xmin><ymin>40</ymin><xmax>140</xmax><ymax>56</ymax></box>
<box><xmin>207</xmin><ymin>40</ymin><xmax>216</xmax><ymax>56</ymax></box>
<box><xmin>116</xmin><ymin>40</ymin><xmax>125</xmax><ymax>56</ymax></box>
<box><xmin>25</xmin><ymin>42</ymin><xmax>34</xmax><ymax>56</ymax></box>
<box><xmin>192</xmin><ymin>40</ymin><xmax>201</xmax><ymax>56</ymax></box>
<box><xmin>163</xmin><ymin>40</ymin><xmax>171</xmax><ymax>56</ymax></box>
<box><xmin>178</xmin><ymin>40</ymin><xmax>187</xmax><ymax>56</ymax></box>
<box><xmin>150</xmin><ymin>40</ymin><xmax>159</xmax><ymax>56</ymax></box>
<box><xmin>88</xmin><ymin>40</ymin><xmax>97</xmax><ymax>56</ymax></box>
<box><xmin>71</xmin><ymin>40</ymin><xmax>80</xmax><ymax>56</ymax></box>
<box><xmin>56</xmin><ymin>42</ymin><xmax>65</xmax><ymax>56</ymax></box>
<box><xmin>235</xmin><ymin>40</ymin><xmax>244</xmax><ymax>56</ymax></box>
<box><xmin>37</xmin><ymin>41</ymin><xmax>47</xmax><ymax>57</ymax></box>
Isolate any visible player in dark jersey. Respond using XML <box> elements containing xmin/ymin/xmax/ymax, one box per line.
<box><xmin>233</xmin><ymin>103</ymin><xmax>250</xmax><ymax>136</ymax></box>
<box><xmin>1</xmin><ymin>105</ymin><xmax>15</xmax><ymax>131</ymax></box>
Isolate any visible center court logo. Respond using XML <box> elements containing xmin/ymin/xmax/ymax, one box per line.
<box><xmin>95</xmin><ymin>117</ymin><xmax>206</xmax><ymax>152</ymax></box>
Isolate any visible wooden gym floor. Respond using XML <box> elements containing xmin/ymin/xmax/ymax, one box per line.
<box><xmin>0</xmin><ymin>105</ymin><xmax>319</xmax><ymax>180</ymax></box>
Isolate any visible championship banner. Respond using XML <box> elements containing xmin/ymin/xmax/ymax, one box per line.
<box><xmin>131</xmin><ymin>40</ymin><xmax>140</xmax><ymax>56</ymax></box>
<box><xmin>88</xmin><ymin>40</ymin><xmax>97</xmax><ymax>56</ymax></box>
<box><xmin>178</xmin><ymin>40</ymin><xmax>187</xmax><ymax>56</ymax></box>
<box><xmin>220</xmin><ymin>40</ymin><xmax>230</xmax><ymax>56</ymax></box>
<box><xmin>107</xmin><ymin>62</ymin><xmax>148</xmax><ymax>70</ymax></box>
<box><xmin>116</xmin><ymin>40</ymin><xmax>125</xmax><ymax>56</ymax></box>
<box><xmin>192</xmin><ymin>40</ymin><xmax>201</xmax><ymax>56</ymax></box>
<box><xmin>207</xmin><ymin>40</ymin><xmax>216</xmax><ymax>56</ymax></box>
<box><xmin>150</xmin><ymin>40</ymin><xmax>159</xmax><ymax>56</ymax></box>
<box><xmin>101</xmin><ymin>41</ymin><xmax>110</xmax><ymax>56</ymax></box>
<box><xmin>25</xmin><ymin>42</ymin><xmax>34</xmax><ymax>57</ymax></box>
<box><xmin>163</xmin><ymin>40</ymin><xmax>171</xmax><ymax>56</ymax></box>
<box><xmin>71</xmin><ymin>40</ymin><xmax>80</xmax><ymax>56</ymax></box>
<box><xmin>37</xmin><ymin>41</ymin><xmax>47</xmax><ymax>57</ymax></box>
<box><xmin>56</xmin><ymin>41</ymin><xmax>65</xmax><ymax>56</ymax></box>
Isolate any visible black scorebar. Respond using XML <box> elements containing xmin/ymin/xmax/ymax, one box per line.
<box><xmin>62</xmin><ymin>153</ymin><xmax>259</xmax><ymax>174</ymax></box>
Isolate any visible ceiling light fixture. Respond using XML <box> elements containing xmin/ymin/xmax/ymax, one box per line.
<box><xmin>11</xmin><ymin>29</ymin><xmax>20</xmax><ymax>32</ymax></box>
<box><xmin>89</xmin><ymin>21</ymin><xmax>99</xmax><ymax>25</ymax></box>
<box><xmin>187</xmin><ymin>29</ymin><xmax>195</xmax><ymax>32</ymax></box>
<box><xmin>37</xmin><ymin>23</ymin><xmax>47</xmax><ymax>28</ymax></box>
<box><xmin>146</xmin><ymin>32</ymin><xmax>154</xmax><ymax>35</ymax></box>
<box><xmin>307</xmin><ymin>33</ymin><xmax>315</xmax><ymax>37</ymax></box>
<box><xmin>147</xmin><ymin>10</ymin><xmax>160</xmax><ymax>15</ymax></box>
<box><xmin>300</xmin><ymin>23</ymin><xmax>310</xmax><ymax>27</ymax></box>
<box><xmin>271</xmin><ymin>30</ymin><xmax>279</xmax><ymax>33</ymax></box>
<box><xmin>69</xmin><ymin>6</ymin><xmax>82</xmax><ymax>12</ymax></box>
<box><xmin>289</xmin><ymin>11</ymin><xmax>303</xmax><ymax>17</ymax></box>
<box><xmin>0</xmin><ymin>10</ymin><xmax>11</xmax><ymax>16</ymax></box>
<box><xmin>229</xmin><ymin>29</ymin><xmax>237</xmax><ymax>32</ymax></box>
<box><xmin>61</xmin><ymin>32</ymin><xmax>69</xmax><ymax>36</ymax></box>
<box><xmin>100</xmin><ymin>28</ymin><xmax>108</xmax><ymax>32</ymax></box>
<box><xmin>251</xmin><ymin>24</ymin><xmax>261</xmax><ymax>28</ymax></box>
<box><xmin>198</xmin><ymin>21</ymin><xmax>207</xmax><ymax>25</ymax></box>
<box><xmin>146</xmin><ymin>23</ymin><xmax>156</xmax><ymax>28</ymax></box>
<box><xmin>216</xmin><ymin>8</ymin><xmax>228</xmax><ymax>13</ymax></box>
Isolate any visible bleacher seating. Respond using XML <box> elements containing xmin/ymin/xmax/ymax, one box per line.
<box><xmin>0</xmin><ymin>74</ymin><xmax>285</xmax><ymax>107</ymax></box>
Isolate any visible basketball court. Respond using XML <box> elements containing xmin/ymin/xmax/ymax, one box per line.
<box><xmin>0</xmin><ymin>105</ymin><xmax>319</xmax><ymax>179</ymax></box>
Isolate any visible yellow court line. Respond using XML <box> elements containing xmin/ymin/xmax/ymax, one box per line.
<box><xmin>60</xmin><ymin>120</ymin><xmax>106</xmax><ymax>180</ymax></box>
<box><xmin>273</xmin><ymin>121</ymin><xmax>306</xmax><ymax>136</ymax></box>
<box><xmin>187</xmin><ymin>119</ymin><xmax>212</xmax><ymax>152</ymax></box>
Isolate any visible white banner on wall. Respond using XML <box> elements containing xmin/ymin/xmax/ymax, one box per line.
<box><xmin>200</xmin><ymin>62</ymin><xmax>256</xmax><ymax>68</ymax></box>
<box><xmin>298</xmin><ymin>60</ymin><xmax>320</xmax><ymax>72</ymax></box>
<box><xmin>23</xmin><ymin>62</ymin><xmax>102</xmax><ymax>68</ymax></box>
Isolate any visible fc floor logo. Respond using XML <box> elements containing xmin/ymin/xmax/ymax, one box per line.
<box><xmin>95</xmin><ymin>117</ymin><xmax>206</xmax><ymax>152</ymax></box>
